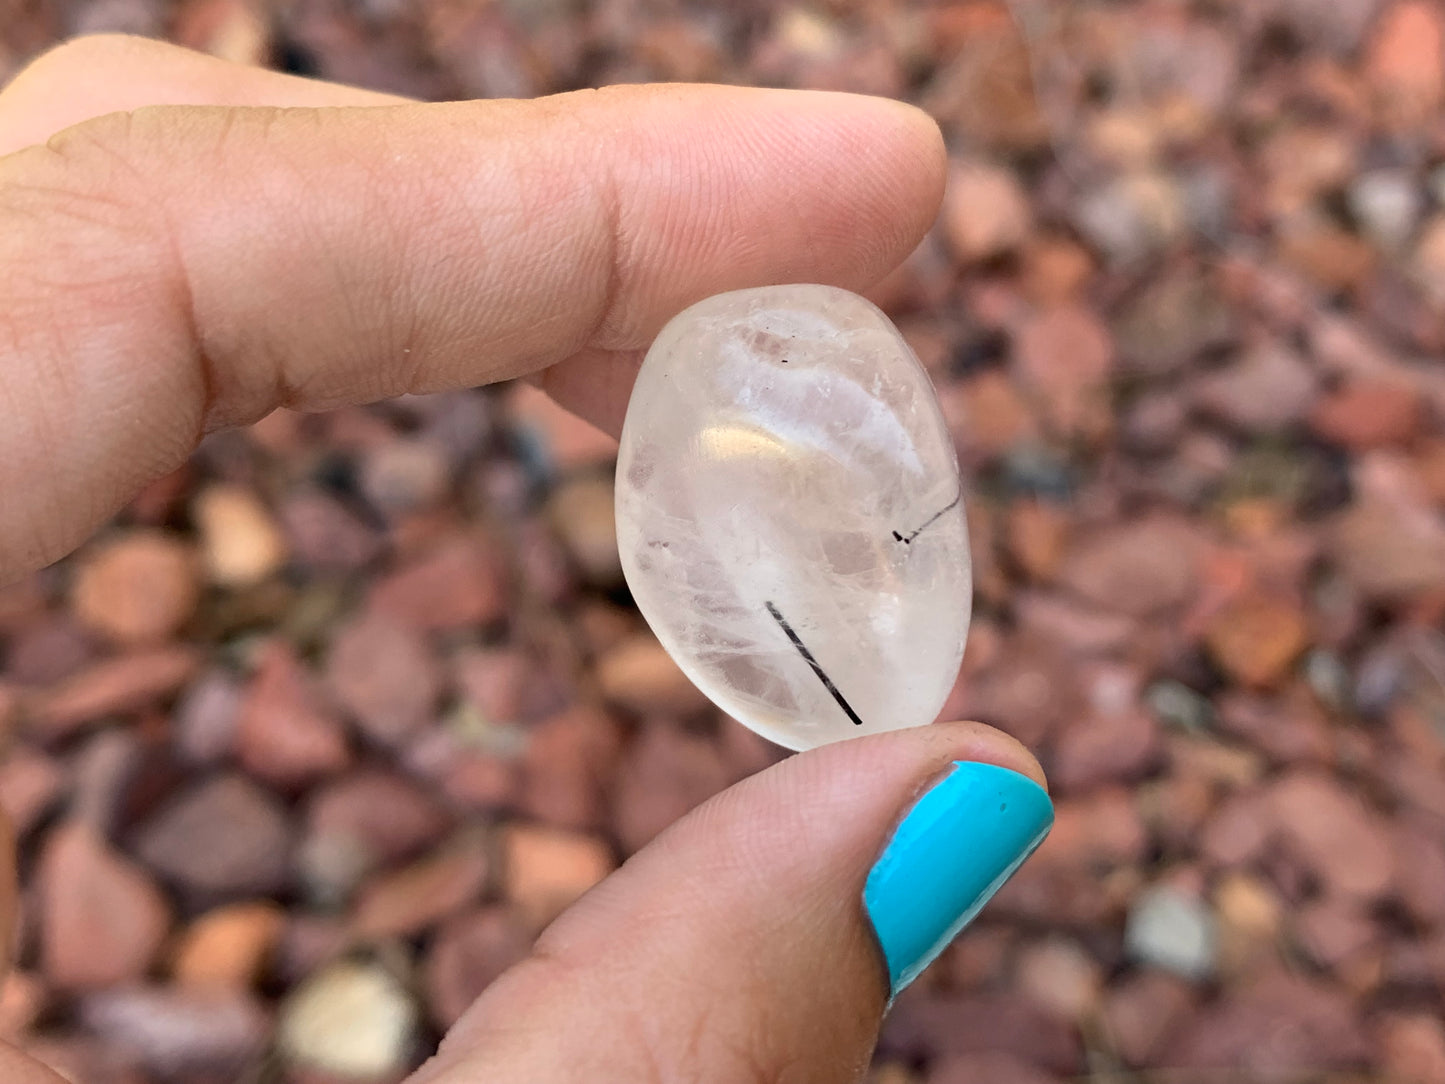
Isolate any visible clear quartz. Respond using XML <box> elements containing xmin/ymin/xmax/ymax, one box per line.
<box><xmin>615</xmin><ymin>284</ymin><xmax>972</xmax><ymax>751</ymax></box>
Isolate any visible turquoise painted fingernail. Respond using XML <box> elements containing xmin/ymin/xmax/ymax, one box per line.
<box><xmin>864</xmin><ymin>761</ymin><xmax>1054</xmax><ymax>996</ymax></box>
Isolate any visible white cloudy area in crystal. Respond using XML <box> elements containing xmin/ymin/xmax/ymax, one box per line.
<box><xmin>615</xmin><ymin>284</ymin><xmax>972</xmax><ymax>752</ymax></box>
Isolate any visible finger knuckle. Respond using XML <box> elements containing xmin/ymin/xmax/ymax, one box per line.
<box><xmin>0</xmin><ymin>114</ymin><xmax>187</xmax><ymax>577</ymax></box>
<box><xmin>0</xmin><ymin>115</ymin><xmax>161</xmax><ymax>275</ymax></box>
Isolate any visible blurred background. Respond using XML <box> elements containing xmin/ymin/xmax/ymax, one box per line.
<box><xmin>3</xmin><ymin>1</ymin><xmax>1445</xmax><ymax>1081</ymax></box>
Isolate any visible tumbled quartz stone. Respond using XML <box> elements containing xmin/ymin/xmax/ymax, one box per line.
<box><xmin>615</xmin><ymin>284</ymin><xmax>971</xmax><ymax>752</ymax></box>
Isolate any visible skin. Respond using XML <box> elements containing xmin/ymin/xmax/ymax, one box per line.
<box><xmin>0</xmin><ymin>36</ymin><xmax>1050</xmax><ymax>1083</ymax></box>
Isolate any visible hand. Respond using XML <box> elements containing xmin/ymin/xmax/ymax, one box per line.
<box><xmin>0</xmin><ymin>36</ymin><xmax>1052</xmax><ymax>1083</ymax></box>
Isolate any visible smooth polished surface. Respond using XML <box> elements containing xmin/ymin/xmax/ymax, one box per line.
<box><xmin>615</xmin><ymin>285</ymin><xmax>971</xmax><ymax>751</ymax></box>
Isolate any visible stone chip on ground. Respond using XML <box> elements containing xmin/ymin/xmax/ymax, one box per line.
<box><xmin>518</xmin><ymin>706</ymin><xmax>622</xmax><ymax>831</ymax></box>
<box><xmin>941</xmin><ymin>160</ymin><xmax>1032</xmax><ymax>262</ymax></box>
<box><xmin>1058</xmin><ymin>516</ymin><xmax>1203</xmax><ymax>616</ymax></box>
<box><xmin>172</xmin><ymin>901</ymin><xmax>286</xmax><ymax>990</ymax></box>
<box><xmin>279</xmin><ymin>960</ymin><xmax>418</xmax><ymax>1081</ymax></box>
<box><xmin>878</xmin><ymin>990</ymin><xmax>1081</xmax><ymax>1073</ymax></box>
<box><xmin>1102</xmin><ymin>970</ymin><xmax>1196</xmax><ymax>1066</ymax></box>
<box><xmin>1051</xmin><ymin>707</ymin><xmax>1160</xmax><ymax>792</ymax></box>
<box><xmin>1310</xmin><ymin>378</ymin><xmax>1424</xmax><ymax>449</ymax></box>
<box><xmin>1124</xmin><ymin>883</ymin><xmax>1218</xmax><ymax>980</ymax></box>
<box><xmin>1164</xmin><ymin>972</ymin><xmax>1372</xmax><ymax>1076</ymax></box>
<box><xmin>70</xmin><ymin>531</ymin><xmax>200</xmax><ymax>646</ymax></box>
<box><xmin>612</xmin><ymin>721</ymin><xmax>732</xmax><ymax>853</ymax></box>
<box><xmin>0</xmin><ymin>746</ymin><xmax>64</xmax><ymax>837</ymax></box>
<box><xmin>1013</xmin><ymin>939</ymin><xmax>1102</xmax><ymax>1024</ymax></box>
<box><xmin>305</xmin><ymin>769</ymin><xmax>452</xmax><ymax>868</ymax></box>
<box><xmin>30</xmin><ymin>646</ymin><xmax>200</xmax><ymax>738</ymax></box>
<box><xmin>501</xmin><ymin>823</ymin><xmax>614</xmax><ymax>927</ymax></box>
<box><xmin>1267</xmin><ymin>770</ymin><xmax>1395</xmax><ymax>901</ymax></box>
<box><xmin>349</xmin><ymin>831</ymin><xmax>492</xmax><ymax>939</ymax></box>
<box><xmin>367</xmin><ymin>535</ymin><xmax>507</xmax><ymax>631</ymax></box>
<box><xmin>37</xmin><ymin>822</ymin><xmax>172</xmax><ymax>992</ymax></box>
<box><xmin>324</xmin><ymin>612</ymin><xmax>441</xmax><ymax>747</ymax></box>
<box><xmin>280</xmin><ymin>490</ymin><xmax>384</xmax><ymax>573</ymax></box>
<box><xmin>423</xmin><ymin>907</ymin><xmax>532</xmax><ymax>1029</ymax></box>
<box><xmin>134</xmin><ymin>774</ymin><xmax>292</xmax><ymax>897</ymax></box>
<box><xmin>236</xmin><ymin>640</ymin><xmax>351</xmax><ymax>788</ymax></box>
<box><xmin>928</xmin><ymin>1052</ymin><xmax>1061</xmax><ymax>1084</ymax></box>
<box><xmin>1378</xmin><ymin>1012</ymin><xmax>1445</xmax><ymax>1084</ymax></box>
<box><xmin>78</xmin><ymin>985</ymin><xmax>271</xmax><ymax>1077</ymax></box>
<box><xmin>192</xmin><ymin>483</ymin><xmax>289</xmax><ymax>588</ymax></box>
<box><xmin>1203</xmin><ymin>593</ymin><xmax>1310</xmax><ymax>688</ymax></box>
<box><xmin>546</xmin><ymin>473</ymin><xmax>624</xmax><ymax>587</ymax></box>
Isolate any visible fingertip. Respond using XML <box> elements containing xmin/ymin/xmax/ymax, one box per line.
<box><xmin>861</xmin><ymin>94</ymin><xmax>948</xmax><ymax>197</ymax></box>
<box><xmin>923</xmin><ymin>719</ymin><xmax>1051</xmax><ymax>795</ymax></box>
<box><xmin>848</xmin><ymin>725</ymin><xmax>1052</xmax><ymax>999</ymax></box>
<box><xmin>417</xmin><ymin>715</ymin><xmax>1050</xmax><ymax>1081</ymax></box>
<box><xmin>864</xmin><ymin>757</ymin><xmax>1054</xmax><ymax>996</ymax></box>
<box><xmin>776</xmin><ymin>89</ymin><xmax>948</xmax><ymax>272</ymax></box>
<box><xmin>545</xmin><ymin>83</ymin><xmax>951</xmax><ymax>353</ymax></box>
<box><xmin>904</xmin><ymin>100</ymin><xmax>949</xmax><ymax>222</ymax></box>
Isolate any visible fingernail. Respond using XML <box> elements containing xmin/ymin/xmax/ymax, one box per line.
<box><xmin>863</xmin><ymin>761</ymin><xmax>1054</xmax><ymax>996</ymax></box>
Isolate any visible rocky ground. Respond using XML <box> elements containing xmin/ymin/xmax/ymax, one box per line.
<box><xmin>2</xmin><ymin>1</ymin><xmax>1445</xmax><ymax>1082</ymax></box>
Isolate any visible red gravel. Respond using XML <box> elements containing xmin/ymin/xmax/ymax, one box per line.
<box><xmin>2</xmin><ymin>2</ymin><xmax>1444</xmax><ymax>1081</ymax></box>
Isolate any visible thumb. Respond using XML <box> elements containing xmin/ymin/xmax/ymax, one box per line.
<box><xmin>412</xmin><ymin>722</ymin><xmax>1052</xmax><ymax>1083</ymax></box>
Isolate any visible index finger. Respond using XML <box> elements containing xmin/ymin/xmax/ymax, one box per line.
<box><xmin>0</xmin><ymin>51</ymin><xmax>945</xmax><ymax>581</ymax></box>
